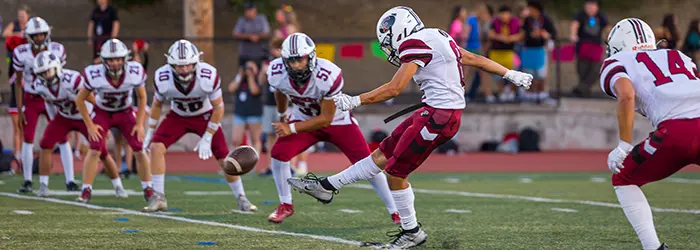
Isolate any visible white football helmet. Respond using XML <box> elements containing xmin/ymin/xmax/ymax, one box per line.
<box><xmin>606</xmin><ymin>18</ymin><xmax>656</xmax><ymax>57</ymax></box>
<box><xmin>376</xmin><ymin>6</ymin><xmax>425</xmax><ymax>67</ymax></box>
<box><xmin>25</xmin><ymin>17</ymin><xmax>52</xmax><ymax>50</ymax></box>
<box><xmin>165</xmin><ymin>39</ymin><xmax>202</xmax><ymax>82</ymax></box>
<box><xmin>281</xmin><ymin>33</ymin><xmax>317</xmax><ymax>83</ymax></box>
<box><xmin>32</xmin><ymin>51</ymin><xmax>63</xmax><ymax>87</ymax></box>
<box><xmin>100</xmin><ymin>38</ymin><xmax>130</xmax><ymax>77</ymax></box>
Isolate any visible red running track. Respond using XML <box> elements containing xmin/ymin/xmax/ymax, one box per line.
<box><xmin>40</xmin><ymin>151</ymin><xmax>700</xmax><ymax>174</ymax></box>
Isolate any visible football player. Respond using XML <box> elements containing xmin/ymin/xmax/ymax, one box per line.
<box><xmin>75</xmin><ymin>38</ymin><xmax>152</xmax><ymax>203</ymax></box>
<box><xmin>598</xmin><ymin>18</ymin><xmax>700</xmax><ymax>250</ymax></box>
<box><xmin>288</xmin><ymin>6</ymin><xmax>532</xmax><ymax>248</ymax></box>
<box><xmin>264</xmin><ymin>33</ymin><xmax>398</xmax><ymax>224</ymax></box>
<box><xmin>13</xmin><ymin>17</ymin><xmax>77</xmax><ymax>193</ymax></box>
<box><xmin>31</xmin><ymin>51</ymin><xmax>127</xmax><ymax>197</ymax></box>
<box><xmin>141</xmin><ymin>40</ymin><xmax>257</xmax><ymax>213</ymax></box>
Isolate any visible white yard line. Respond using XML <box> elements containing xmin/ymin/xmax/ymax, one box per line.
<box><xmin>444</xmin><ymin>209</ymin><xmax>472</xmax><ymax>213</ymax></box>
<box><xmin>665</xmin><ymin>178</ymin><xmax>700</xmax><ymax>184</ymax></box>
<box><xmin>347</xmin><ymin>184</ymin><xmax>700</xmax><ymax>214</ymax></box>
<box><xmin>551</xmin><ymin>208</ymin><xmax>578</xmax><ymax>213</ymax></box>
<box><xmin>0</xmin><ymin>192</ymin><xmax>364</xmax><ymax>247</ymax></box>
<box><xmin>12</xmin><ymin>210</ymin><xmax>33</xmax><ymax>215</ymax></box>
<box><xmin>338</xmin><ymin>209</ymin><xmax>362</xmax><ymax>214</ymax></box>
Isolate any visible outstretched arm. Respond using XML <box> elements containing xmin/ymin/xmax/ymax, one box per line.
<box><xmin>459</xmin><ymin>47</ymin><xmax>508</xmax><ymax>76</ymax></box>
<box><xmin>358</xmin><ymin>62</ymin><xmax>418</xmax><ymax>105</ymax></box>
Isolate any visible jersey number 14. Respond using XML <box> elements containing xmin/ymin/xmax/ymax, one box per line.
<box><xmin>636</xmin><ymin>50</ymin><xmax>700</xmax><ymax>86</ymax></box>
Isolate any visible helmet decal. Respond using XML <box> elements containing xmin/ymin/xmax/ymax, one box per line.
<box><xmin>379</xmin><ymin>15</ymin><xmax>396</xmax><ymax>34</ymax></box>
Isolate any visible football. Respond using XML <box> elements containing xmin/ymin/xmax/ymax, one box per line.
<box><xmin>222</xmin><ymin>146</ymin><xmax>259</xmax><ymax>176</ymax></box>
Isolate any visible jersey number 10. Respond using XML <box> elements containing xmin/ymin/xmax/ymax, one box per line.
<box><xmin>636</xmin><ymin>50</ymin><xmax>700</xmax><ymax>86</ymax></box>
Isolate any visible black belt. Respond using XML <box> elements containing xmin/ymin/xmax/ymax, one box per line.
<box><xmin>383</xmin><ymin>102</ymin><xmax>427</xmax><ymax>124</ymax></box>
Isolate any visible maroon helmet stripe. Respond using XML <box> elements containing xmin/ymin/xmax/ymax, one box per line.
<box><xmin>291</xmin><ymin>34</ymin><xmax>297</xmax><ymax>55</ymax></box>
<box><xmin>34</xmin><ymin>19</ymin><xmax>40</xmax><ymax>28</ymax></box>
<box><xmin>110</xmin><ymin>41</ymin><xmax>116</xmax><ymax>53</ymax></box>
<box><xmin>179</xmin><ymin>42</ymin><xmax>185</xmax><ymax>60</ymax></box>
<box><xmin>630</xmin><ymin>19</ymin><xmax>645</xmax><ymax>43</ymax></box>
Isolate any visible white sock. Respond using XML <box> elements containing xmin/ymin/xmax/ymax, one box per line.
<box><xmin>81</xmin><ymin>184</ymin><xmax>92</xmax><ymax>190</ymax></box>
<box><xmin>228</xmin><ymin>179</ymin><xmax>246</xmax><ymax>199</ymax></box>
<box><xmin>270</xmin><ymin>158</ymin><xmax>292</xmax><ymax>204</ymax></box>
<box><xmin>111</xmin><ymin>177</ymin><xmax>123</xmax><ymax>189</ymax></box>
<box><xmin>21</xmin><ymin>142</ymin><xmax>34</xmax><ymax>181</ymax></box>
<box><xmin>152</xmin><ymin>174</ymin><xmax>165</xmax><ymax>194</ymax></box>
<box><xmin>368</xmin><ymin>172</ymin><xmax>398</xmax><ymax>214</ymax></box>
<box><xmin>58</xmin><ymin>143</ymin><xmax>74</xmax><ymax>184</ymax></box>
<box><xmin>392</xmin><ymin>185</ymin><xmax>418</xmax><ymax>230</ymax></box>
<box><xmin>327</xmin><ymin>155</ymin><xmax>382</xmax><ymax>190</ymax></box>
<box><xmin>140</xmin><ymin>181</ymin><xmax>153</xmax><ymax>189</ymax></box>
<box><xmin>615</xmin><ymin>185</ymin><xmax>661</xmax><ymax>250</ymax></box>
<box><xmin>39</xmin><ymin>175</ymin><xmax>49</xmax><ymax>186</ymax></box>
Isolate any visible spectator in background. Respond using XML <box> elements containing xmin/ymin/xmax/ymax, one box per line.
<box><xmin>682</xmin><ymin>19</ymin><xmax>700</xmax><ymax>64</ymax></box>
<box><xmin>449</xmin><ymin>6</ymin><xmax>468</xmax><ymax>48</ymax></box>
<box><xmin>131</xmin><ymin>39</ymin><xmax>150</xmax><ymax>71</ymax></box>
<box><xmin>88</xmin><ymin>0</ymin><xmax>120</xmax><ymax>64</ymax></box>
<box><xmin>273</xmin><ymin>4</ymin><xmax>299</xmax><ymax>41</ymax></box>
<box><xmin>488</xmin><ymin>6</ymin><xmax>523</xmax><ymax>102</ymax></box>
<box><xmin>2</xmin><ymin>4</ymin><xmax>30</xmax><ymax>158</ymax></box>
<box><xmin>520</xmin><ymin>0</ymin><xmax>556</xmax><ymax>104</ymax></box>
<box><xmin>465</xmin><ymin>4</ymin><xmax>495</xmax><ymax>103</ymax></box>
<box><xmin>570</xmin><ymin>0</ymin><xmax>609</xmax><ymax>97</ymax></box>
<box><xmin>233</xmin><ymin>2</ymin><xmax>271</xmax><ymax>68</ymax></box>
<box><xmin>228</xmin><ymin>61</ymin><xmax>263</xmax><ymax>167</ymax></box>
<box><xmin>655</xmin><ymin>14</ymin><xmax>680</xmax><ymax>50</ymax></box>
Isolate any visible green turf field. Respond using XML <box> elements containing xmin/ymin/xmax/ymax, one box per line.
<box><xmin>1</xmin><ymin>172</ymin><xmax>699</xmax><ymax>249</ymax></box>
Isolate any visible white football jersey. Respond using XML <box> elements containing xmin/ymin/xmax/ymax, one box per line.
<box><xmin>83</xmin><ymin>61</ymin><xmax>146</xmax><ymax>112</ymax></box>
<box><xmin>397</xmin><ymin>28</ymin><xmax>466</xmax><ymax>109</ymax></box>
<box><xmin>12</xmin><ymin>42</ymin><xmax>67</xmax><ymax>94</ymax></box>
<box><xmin>267</xmin><ymin>58</ymin><xmax>352</xmax><ymax>125</ymax></box>
<box><xmin>153</xmin><ymin>62</ymin><xmax>222</xmax><ymax>117</ymax></box>
<box><xmin>33</xmin><ymin>69</ymin><xmax>93</xmax><ymax>120</ymax></box>
<box><xmin>601</xmin><ymin>49</ymin><xmax>700</xmax><ymax>127</ymax></box>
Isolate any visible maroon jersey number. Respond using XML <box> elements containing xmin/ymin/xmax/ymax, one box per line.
<box><xmin>102</xmin><ymin>93</ymin><xmax>129</xmax><ymax>109</ymax></box>
<box><xmin>174</xmin><ymin>100</ymin><xmax>204</xmax><ymax>113</ymax></box>
<box><xmin>290</xmin><ymin>99</ymin><xmax>321</xmax><ymax>116</ymax></box>
<box><xmin>636</xmin><ymin>50</ymin><xmax>697</xmax><ymax>86</ymax></box>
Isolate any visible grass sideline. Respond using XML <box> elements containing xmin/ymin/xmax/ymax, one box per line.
<box><xmin>0</xmin><ymin>172</ymin><xmax>699</xmax><ymax>249</ymax></box>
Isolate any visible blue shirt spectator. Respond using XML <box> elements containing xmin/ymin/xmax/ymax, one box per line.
<box><xmin>465</xmin><ymin>15</ymin><xmax>480</xmax><ymax>51</ymax></box>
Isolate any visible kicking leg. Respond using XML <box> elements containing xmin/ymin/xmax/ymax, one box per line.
<box><xmin>57</xmin><ymin>142</ymin><xmax>77</xmax><ymax>190</ymax></box>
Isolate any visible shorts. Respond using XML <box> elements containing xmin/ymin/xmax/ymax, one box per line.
<box><xmin>380</xmin><ymin>105</ymin><xmax>462</xmax><ymax>179</ymax></box>
<box><xmin>612</xmin><ymin>118</ymin><xmax>700</xmax><ymax>187</ymax></box>
<box><xmin>22</xmin><ymin>93</ymin><xmax>49</xmax><ymax>143</ymax></box>
<box><xmin>262</xmin><ymin>105</ymin><xmax>279</xmax><ymax>134</ymax></box>
<box><xmin>271</xmin><ymin>119</ymin><xmax>369</xmax><ymax>163</ymax></box>
<box><xmin>520</xmin><ymin>47</ymin><xmax>548</xmax><ymax>80</ymax></box>
<box><xmin>92</xmin><ymin>107</ymin><xmax>142</xmax><ymax>152</ymax></box>
<box><xmin>488</xmin><ymin>50</ymin><xmax>515</xmax><ymax>70</ymax></box>
<box><xmin>233</xmin><ymin>114</ymin><xmax>262</xmax><ymax>125</ymax></box>
<box><xmin>152</xmin><ymin>111</ymin><xmax>229</xmax><ymax>159</ymax></box>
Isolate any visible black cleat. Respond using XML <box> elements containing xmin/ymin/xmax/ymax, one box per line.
<box><xmin>66</xmin><ymin>181</ymin><xmax>80</xmax><ymax>191</ymax></box>
<box><xmin>17</xmin><ymin>180</ymin><xmax>33</xmax><ymax>193</ymax></box>
<box><xmin>658</xmin><ymin>243</ymin><xmax>669</xmax><ymax>250</ymax></box>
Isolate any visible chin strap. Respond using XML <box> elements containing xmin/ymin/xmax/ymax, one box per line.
<box><xmin>655</xmin><ymin>39</ymin><xmax>667</xmax><ymax>47</ymax></box>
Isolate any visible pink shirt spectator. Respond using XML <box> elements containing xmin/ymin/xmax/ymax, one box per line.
<box><xmin>449</xmin><ymin>19</ymin><xmax>465</xmax><ymax>46</ymax></box>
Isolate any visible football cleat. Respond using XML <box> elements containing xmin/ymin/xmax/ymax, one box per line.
<box><xmin>36</xmin><ymin>183</ymin><xmax>50</xmax><ymax>197</ymax></box>
<box><xmin>76</xmin><ymin>187</ymin><xmax>92</xmax><ymax>203</ymax></box>
<box><xmin>658</xmin><ymin>243</ymin><xmax>669</xmax><ymax>250</ymax></box>
<box><xmin>66</xmin><ymin>181</ymin><xmax>79</xmax><ymax>192</ymax></box>
<box><xmin>268</xmin><ymin>203</ymin><xmax>294</xmax><ymax>224</ymax></box>
<box><xmin>142</xmin><ymin>192</ymin><xmax>168</xmax><ymax>212</ymax></box>
<box><xmin>287</xmin><ymin>173</ymin><xmax>337</xmax><ymax>204</ymax></box>
<box><xmin>143</xmin><ymin>186</ymin><xmax>154</xmax><ymax>202</ymax></box>
<box><xmin>382</xmin><ymin>224</ymin><xmax>428</xmax><ymax>249</ymax></box>
<box><xmin>391</xmin><ymin>212</ymin><xmax>401</xmax><ymax>225</ymax></box>
<box><xmin>17</xmin><ymin>180</ymin><xmax>33</xmax><ymax>193</ymax></box>
<box><xmin>236</xmin><ymin>195</ymin><xmax>258</xmax><ymax>212</ymax></box>
<box><xmin>115</xmin><ymin>186</ymin><xmax>129</xmax><ymax>198</ymax></box>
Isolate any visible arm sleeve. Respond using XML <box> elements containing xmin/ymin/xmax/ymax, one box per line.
<box><xmin>600</xmin><ymin>59</ymin><xmax>630</xmax><ymax>98</ymax></box>
<box><xmin>397</xmin><ymin>39</ymin><xmax>433</xmax><ymax>67</ymax></box>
